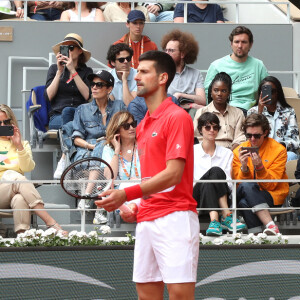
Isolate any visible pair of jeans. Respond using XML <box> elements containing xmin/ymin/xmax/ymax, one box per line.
<box><xmin>237</xmin><ymin>182</ymin><xmax>274</xmax><ymax>233</ymax></box>
<box><xmin>29</xmin><ymin>8</ymin><xmax>62</xmax><ymax>21</ymax></box>
<box><xmin>148</xmin><ymin>11</ymin><xmax>174</xmax><ymax>22</ymax></box>
<box><xmin>49</xmin><ymin>107</ymin><xmax>77</xmax><ymax>130</ymax></box>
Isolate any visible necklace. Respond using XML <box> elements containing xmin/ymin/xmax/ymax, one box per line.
<box><xmin>119</xmin><ymin>142</ymin><xmax>139</xmax><ymax>180</ymax></box>
<box><xmin>129</xmin><ymin>36</ymin><xmax>144</xmax><ymax>69</ymax></box>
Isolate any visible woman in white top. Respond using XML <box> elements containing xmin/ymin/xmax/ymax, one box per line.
<box><xmin>193</xmin><ymin>112</ymin><xmax>245</xmax><ymax>236</ymax></box>
<box><xmin>60</xmin><ymin>2</ymin><xmax>104</xmax><ymax>22</ymax></box>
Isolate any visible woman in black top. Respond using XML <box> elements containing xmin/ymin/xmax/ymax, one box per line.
<box><xmin>45</xmin><ymin>33</ymin><xmax>93</xmax><ymax>129</ymax></box>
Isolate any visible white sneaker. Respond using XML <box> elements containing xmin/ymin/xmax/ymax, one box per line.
<box><xmin>93</xmin><ymin>209</ymin><xmax>108</xmax><ymax>225</ymax></box>
<box><xmin>54</xmin><ymin>156</ymin><xmax>66</xmax><ymax>179</ymax></box>
<box><xmin>77</xmin><ymin>199</ymin><xmax>92</xmax><ymax>210</ymax></box>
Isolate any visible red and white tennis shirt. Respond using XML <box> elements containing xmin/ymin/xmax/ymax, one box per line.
<box><xmin>136</xmin><ymin>97</ymin><xmax>197</xmax><ymax>223</ymax></box>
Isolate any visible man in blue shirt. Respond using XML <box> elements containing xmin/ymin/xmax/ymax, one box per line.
<box><xmin>107</xmin><ymin>43</ymin><xmax>137</xmax><ymax>106</ymax></box>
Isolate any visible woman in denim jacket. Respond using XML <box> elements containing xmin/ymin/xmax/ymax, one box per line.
<box><xmin>71</xmin><ymin>70</ymin><xmax>126</xmax><ymax>163</ymax></box>
<box><xmin>248</xmin><ymin>76</ymin><xmax>300</xmax><ymax>161</ymax></box>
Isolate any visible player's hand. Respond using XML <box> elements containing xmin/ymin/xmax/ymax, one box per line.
<box><xmin>95</xmin><ymin>189</ymin><xmax>127</xmax><ymax>212</ymax></box>
<box><xmin>120</xmin><ymin>203</ymin><xmax>138</xmax><ymax>223</ymax></box>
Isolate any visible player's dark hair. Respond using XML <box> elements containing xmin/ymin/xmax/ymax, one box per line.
<box><xmin>106</xmin><ymin>43</ymin><xmax>134</xmax><ymax>65</ymax></box>
<box><xmin>139</xmin><ymin>50</ymin><xmax>176</xmax><ymax>90</ymax></box>
<box><xmin>256</xmin><ymin>76</ymin><xmax>291</xmax><ymax>108</ymax></box>
<box><xmin>207</xmin><ymin>72</ymin><xmax>232</xmax><ymax>104</ymax></box>
<box><xmin>229</xmin><ymin>26</ymin><xmax>253</xmax><ymax>44</ymax></box>
<box><xmin>197</xmin><ymin>112</ymin><xmax>221</xmax><ymax>136</ymax></box>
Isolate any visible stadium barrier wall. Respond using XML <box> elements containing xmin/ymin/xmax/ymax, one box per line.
<box><xmin>0</xmin><ymin>245</ymin><xmax>300</xmax><ymax>299</ymax></box>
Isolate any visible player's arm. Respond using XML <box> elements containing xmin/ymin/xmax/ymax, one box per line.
<box><xmin>95</xmin><ymin>158</ymin><xmax>185</xmax><ymax>212</ymax></box>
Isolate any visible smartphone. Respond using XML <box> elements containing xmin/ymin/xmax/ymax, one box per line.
<box><xmin>60</xmin><ymin>45</ymin><xmax>69</xmax><ymax>65</ymax></box>
<box><xmin>261</xmin><ymin>85</ymin><xmax>272</xmax><ymax>103</ymax></box>
<box><xmin>0</xmin><ymin>125</ymin><xmax>14</xmax><ymax>136</ymax></box>
<box><xmin>241</xmin><ymin>147</ymin><xmax>259</xmax><ymax>154</ymax></box>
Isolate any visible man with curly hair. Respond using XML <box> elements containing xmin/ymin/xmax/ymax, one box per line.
<box><xmin>161</xmin><ymin>29</ymin><xmax>206</xmax><ymax>111</ymax></box>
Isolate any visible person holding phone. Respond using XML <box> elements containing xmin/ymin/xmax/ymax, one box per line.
<box><xmin>193</xmin><ymin>112</ymin><xmax>246</xmax><ymax>236</ymax></box>
<box><xmin>0</xmin><ymin>104</ymin><xmax>67</xmax><ymax>235</ymax></box>
<box><xmin>232</xmin><ymin>113</ymin><xmax>289</xmax><ymax>235</ymax></box>
<box><xmin>247</xmin><ymin>76</ymin><xmax>300</xmax><ymax>161</ymax></box>
<box><xmin>45</xmin><ymin>33</ymin><xmax>93</xmax><ymax>178</ymax></box>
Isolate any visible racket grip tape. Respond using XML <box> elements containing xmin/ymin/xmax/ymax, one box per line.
<box><xmin>124</xmin><ymin>184</ymin><xmax>143</xmax><ymax>201</ymax></box>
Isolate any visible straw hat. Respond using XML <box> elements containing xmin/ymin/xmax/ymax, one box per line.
<box><xmin>52</xmin><ymin>33</ymin><xmax>91</xmax><ymax>63</ymax></box>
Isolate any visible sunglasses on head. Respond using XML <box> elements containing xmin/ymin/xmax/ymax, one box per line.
<box><xmin>90</xmin><ymin>82</ymin><xmax>108</xmax><ymax>89</ymax></box>
<box><xmin>0</xmin><ymin>119</ymin><xmax>11</xmax><ymax>126</ymax></box>
<box><xmin>246</xmin><ymin>133</ymin><xmax>263</xmax><ymax>139</ymax></box>
<box><xmin>116</xmin><ymin>56</ymin><xmax>132</xmax><ymax>63</ymax></box>
<box><xmin>121</xmin><ymin>120</ymin><xmax>137</xmax><ymax>130</ymax></box>
<box><xmin>68</xmin><ymin>45</ymin><xmax>78</xmax><ymax>51</ymax></box>
<box><xmin>203</xmin><ymin>124</ymin><xmax>220</xmax><ymax>132</ymax></box>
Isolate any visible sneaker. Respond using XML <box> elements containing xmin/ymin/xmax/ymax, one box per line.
<box><xmin>221</xmin><ymin>214</ymin><xmax>246</xmax><ymax>232</ymax></box>
<box><xmin>263</xmin><ymin>224</ymin><xmax>280</xmax><ymax>235</ymax></box>
<box><xmin>77</xmin><ymin>199</ymin><xmax>93</xmax><ymax>210</ymax></box>
<box><xmin>206</xmin><ymin>220</ymin><xmax>222</xmax><ymax>236</ymax></box>
<box><xmin>54</xmin><ymin>156</ymin><xmax>66</xmax><ymax>179</ymax></box>
<box><xmin>93</xmin><ymin>209</ymin><xmax>107</xmax><ymax>225</ymax></box>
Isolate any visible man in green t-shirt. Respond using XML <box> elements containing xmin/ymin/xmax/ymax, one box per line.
<box><xmin>204</xmin><ymin>26</ymin><xmax>269</xmax><ymax>113</ymax></box>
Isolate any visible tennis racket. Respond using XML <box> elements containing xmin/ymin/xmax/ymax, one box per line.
<box><xmin>60</xmin><ymin>157</ymin><xmax>132</xmax><ymax>213</ymax></box>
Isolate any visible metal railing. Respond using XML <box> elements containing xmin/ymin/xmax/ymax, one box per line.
<box><xmin>16</xmin><ymin>0</ymin><xmax>292</xmax><ymax>24</ymax></box>
<box><xmin>1</xmin><ymin>178</ymin><xmax>299</xmax><ymax>233</ymax></box>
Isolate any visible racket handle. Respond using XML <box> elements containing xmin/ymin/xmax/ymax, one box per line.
<box><xmin>119</xmin><ymin>204</ymin><xmax>132</xmax><ymax>213</ymax></box>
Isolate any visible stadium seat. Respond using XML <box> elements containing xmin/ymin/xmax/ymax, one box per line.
<box><xmin>270</xmin><ymin>159</ymin><xmax>298</xmax><ymax>225</ymax></box>
<box><xmin>271</xmin><ymin>0</ymin><xmax>300</xmax><ymax>21</ymax></box>
<box><xmin>283</xmin><ymin>86</ymin><xmax>299</xmax><ymax>98</ymax></box>
<box><xmin>26</xmin><ymin>85</ymin><xmax>58</xmax><ymax>149</ymax></box>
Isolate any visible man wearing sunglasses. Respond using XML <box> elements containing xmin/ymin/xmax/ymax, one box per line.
<box><xmin>107</xmin><ymin>43</ymin><xmax>137</xmax><ymax>106</ymax></box>
<box><xmin>161</xmin><ymin>29</ymin><xmax>206</xmax><ymax>116</ymax></box>
<box><xmin>232</xmin><ymin>113</ymin><xmax>289</xmax><ymax>236</ymax></box>
<box><xmin>97</xmin><ymin>51</ymin><xmax>199</xmax><ymax>299</ymax></box>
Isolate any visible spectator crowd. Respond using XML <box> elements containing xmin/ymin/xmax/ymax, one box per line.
<box><xmin>1</xmin><ymin>3</ymin><xmax>300</xmax><ymax>239</ymax></box>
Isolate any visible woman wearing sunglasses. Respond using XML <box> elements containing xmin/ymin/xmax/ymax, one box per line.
<box><xmin>0</xmin><ymin>104</ymin><xmax>67</xmax><ymax>235</ymax></box>
<box><xmin>193</xmin><ymin>112</ymin><xmax>246</xmax><ymax>236</ymax></box>
<box><xmin>194</xmin><ymin>72</ymin><xmax>246</xmax><ymax>151</ymax></box>
<box><xmin>93</xmin><ymin>111</ymin><xmax>140</xmax><ymax>224</ymax></box>
<box><xmin>232</xmin><ymin>113</ymin><xmax>289</xmax><ymax>235</ymax></box>
<box><xmin>45</xmin><ymin>33</ymin><xmax>93</xmax><ymax>130</ymax></box>
<box><xmin>72</xmin><ymin>71</ymin><xmax>126</xmax><ymax>209</ymax></box>
<box><xmin>247</xmin><ymin>76</ymin><xmax>300</xmax><ymax>161</ymax></box>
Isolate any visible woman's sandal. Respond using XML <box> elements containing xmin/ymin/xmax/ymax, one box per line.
<box><xmin>47</xmin><ymin>222</ymin><xmax>68</xmax><ymax>236</ymax></box>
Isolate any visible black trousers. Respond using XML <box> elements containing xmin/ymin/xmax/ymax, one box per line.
<box><xmin>193</xmin><ymin>167</ymin><xmax>230</xmax><ymax>213</ymax></box>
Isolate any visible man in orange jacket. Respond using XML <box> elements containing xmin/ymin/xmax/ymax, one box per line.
<box><xmin>113</xmin><ymin>10</ymin><xmax>157</xmax><ymax>69</ymax></box>
<box><xmin>232</xmin><ymin>113</ymin><xmax>289</xmax><ymax>235</ymax></box>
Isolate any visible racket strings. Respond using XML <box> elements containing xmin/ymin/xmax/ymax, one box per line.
<box><xmin>62</xmin><ymin>160</ymin><xmax>110</xmax><ymax>198</ymax></box>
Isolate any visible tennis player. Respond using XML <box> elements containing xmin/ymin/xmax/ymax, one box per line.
<box><xmin>96</xmin><ymin>50</ymin><xmax>199</xmax><ymax>300</ymax></box>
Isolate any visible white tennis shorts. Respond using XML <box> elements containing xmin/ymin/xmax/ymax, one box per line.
<box><xmin>133</xmin><ymin>210</ymin><xmax>200</xmax><ymax>284</ymax></box>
